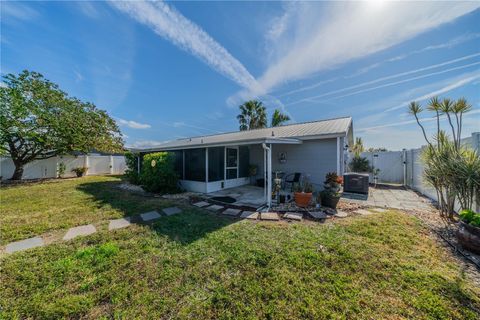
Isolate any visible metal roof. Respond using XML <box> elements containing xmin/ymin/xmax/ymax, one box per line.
<box><xmin>131</xmin><ymin>116</ymin><xmax>352</xmax><ymax>152</ymax></box>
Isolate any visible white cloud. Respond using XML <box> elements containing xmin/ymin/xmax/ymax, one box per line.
<box><xmin>117</xmin><ymin>118</ymin><xmax>151</xmax><ymax>129</ymax></box>
<box><xmin>287</xmin><ymin>54</ymin><xmax>480</xmax><ymax>105</ymax></box>
<box><xmin>110</xmin><ymin>0</ymin><xmax>258</xmax><ymax>91</ymax></box>
<box><xmin>384</xmin><ymin>72</ymin><xmax>480</xmax><ymax>112</ymax></box>
<box><xmin>1</xmin><ymin>2</ymin><xmax>39</xmax><ymax>22</ymax></box>
<box><xmin>239</xmin><ymin>1</ymin><xmax>480</xmax><ymax>98</ymax></box>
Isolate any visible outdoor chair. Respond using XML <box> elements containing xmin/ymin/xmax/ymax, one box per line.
<box><xmin>283</xmin><ymin>172</ymin><xmax>301</xmax><ymax>191</ymax></box>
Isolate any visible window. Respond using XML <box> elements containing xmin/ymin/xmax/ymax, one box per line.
<box><xmin>239</xmin><ymin>146</ymin><xmax>249</xmax><ymax>178</ymax></box>
<box><xmin>208</xmin><ymin>147</ymin><xmax>224</xmax><ymax>182</ymax></box>
<box><xmin>184</xmin><ymin>148</ymin><xmax>206</xmax><ymax>181</ymax></box>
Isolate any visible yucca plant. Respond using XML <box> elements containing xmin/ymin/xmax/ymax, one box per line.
<box><xmin>409</xmin><ymin>97</ymin><xmax>479</xmax><ymax>221</ymax></box>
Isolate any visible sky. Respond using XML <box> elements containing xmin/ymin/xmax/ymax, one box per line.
<box><xmin>1</xmin><ymin>0</ymin><xmax>479</xmax><ymax>151</ymax></box>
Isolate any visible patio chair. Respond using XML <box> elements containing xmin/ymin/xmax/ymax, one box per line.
<box><xmin>283</xmin><ymin>172</ymin><xmax>301</xmax><ymax>191</ymax></box>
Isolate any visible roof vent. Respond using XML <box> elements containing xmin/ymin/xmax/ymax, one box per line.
<box><xmin>271</xmin><ymin>131</ymin><xmax>275</xmax><ymax>137</ymax></box>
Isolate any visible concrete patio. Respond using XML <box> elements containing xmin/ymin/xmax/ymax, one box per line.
<box><xmin>341</xmin><ymin>184</ymin><xmax>434</xmax><ymax>211</ymax></box>
<box><xmin>207</xmin><ymin>185</ymin><xmax>266</xmax><ymax>208</ymax></box>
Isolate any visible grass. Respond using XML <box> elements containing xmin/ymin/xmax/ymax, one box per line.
<box><xmin>1</xmin><ymin>176</ymin><xmax>479</xmax><ymax>319</ymax></box>
<box><xmin>0</xmin><ymin>176</ymin><xmax>177</xmax><ymax>245</ymax></box>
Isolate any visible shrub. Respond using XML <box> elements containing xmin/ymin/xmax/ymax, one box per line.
<box><xmin>459</xmin><ymin>209</ymin><xmax>480</xmax><ymax>227</ymax></box>
<box><xmin>58</xmin><ymin>162</ymin><xmax>66</xmax><ymax>178</ymax></box>
<box><xmin>124</xmin><ymin>152</ymin><xmax>140</xmax><ymax>184</ymax></box>
<box><xmin>140</xmin><ymin>152</ymin><xmax>179</xmax><ymax>193</ymax></box>
<box><xmin>349</xmin><ymin>156</ymin><xmax>372</xmax><ymax>172</ymax></box>
<box><xmin>72</xmin><ymin>167</ymin><xmax>88</xmax><ymax>177</ymax></box>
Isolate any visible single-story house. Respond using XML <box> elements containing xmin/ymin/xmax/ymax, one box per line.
<box><xmin>130</xmin><ymin>116</ymin><xmax>354</xmax><ymax>208</ymax></box>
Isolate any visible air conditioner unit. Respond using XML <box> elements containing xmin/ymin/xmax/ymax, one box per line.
<box><xmin>343</xmin><ymin>173</ymin><xmax>369</xmax><ymax>194</ymax></box>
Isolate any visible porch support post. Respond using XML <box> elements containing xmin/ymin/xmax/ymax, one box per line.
<box><xmin>336</xmin><ymin>137</ymin><xmax>340</xmax><ymax>175</ymax></box>
<box><xmin>264</xmin><ymin>146</ymin><xmax>267</xmax><ymax>201</ymax></box>
<box><xmin>267</xmin><ymin>144</ymin><xmax>272</xmax><ymax>209</ymax></box>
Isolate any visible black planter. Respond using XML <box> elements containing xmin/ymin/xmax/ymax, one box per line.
<box><xmin>457</xmin><ymin>220</ymin><xmax>480</xmax><ymax>254</ymax></box>
<box><xmin>322</xmin><ymin>194</ymin><xmax>340</xmax><ymax>209</ymax></box>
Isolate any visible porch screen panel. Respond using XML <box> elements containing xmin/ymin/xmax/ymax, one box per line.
<box><xmin>208</xmin><ymin>147</ymin><xmax>224</xmax><ymax>182</ymax></box>
<box><xmin>239</xmin><ymin>146</ymin><xmax>250</xmax><ymax>178</ymax></box>
<box><xmin>170</xmin><ymin>150</ymin><xmax>183</xmax><ymax>179</ymax></box>
<box><xmin>184</xmin><ymin>148</ymin><xmax>206</xmax><ymax>181</ymax></box>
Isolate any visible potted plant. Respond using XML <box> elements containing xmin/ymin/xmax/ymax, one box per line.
<box><xmin>321</xmin><ymin>172</ymin><xmax>342</xmax><ymax>209</ymax></box>
<box><xmin>457</xmin><ymin>209</ymin><xmax>480</xmax><ymax>254</ymax></box>
<box><xmin>72</xmin><ymin>167</ymin><xmax>88</xmax><ymax>177</ymax></box>
<box><xmin>294</xmin><ymin>178</ymin><xmax>313</xmax><ymax>207</ymax></box>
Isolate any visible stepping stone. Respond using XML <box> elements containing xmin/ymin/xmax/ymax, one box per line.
<box><xmin>334</xmin><ymin>211</ymin><xmax>348</xmax><ymax>218</ymax></box>
<box><xmin>284</xmin><ymin>212</ymin><xmax>303</xmax><ymax>221</ymax></box>
<box><xmin>140</xmin><ymin>211</ymin><xmax>161</xmax><ymax>222</ymax></box>
<box><xmin>108</xmin><ymin>217</ymin><xmax>131</xmax><ymax>230</ymax></box>
<box><xmin>355</xmin><ymin>209</ymin><xmax>375</xmax><ymax>215</ymax></box>
<box><xmin>63</xmin><ymin>224</ymin><xmax>96</xmax><ymax>240</ymax></box>
<box><xmin>222</xmin><ymin>208</ymin><xmax>241</xmax><ymax>216</ymax></box>
<box><xmin>162</xmin><ymin>207</ymin><xmax>182</xmax><ymax>216</ymax></box>
<box><xmin>371</xmin><ymin>208</ymin><xmax>387</xmax><ymax>213</ymax></box>
<box><xmin>260</xmin><ymin>212</ymin><xmax>280</xmax><ymax>221</ymax></box>
<box><xmin>240</xmin><ymin>211</ymin><xmax>258</xmax><ymax>219</ymax></box>
<box><xmin>193</xmin><ymin>201</ymin><xmax>209</xmax><ymax>207</ymax></box>
<box><xmin>5</xmin><ymin>237</ymin><xmax>44</xmax><ymax>253</ymax></box>
<box><xmin>206</xmin><ymin>204</ymin><xmax>224</xmax><ymax>212</ymax></box>
<box><xmin>309</xmin><ymin>211</ymin><xmax>327</xmax><ymax>219</ymax></box>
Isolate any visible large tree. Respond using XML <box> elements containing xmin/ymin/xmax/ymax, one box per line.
<box><xmin>271</xmin><ymin>109</ymin><xmax>290</xmax><ymax>127</ymax></box>
<box><xmin>236</xmin><ymin>100</ymin><xmax>267</xmax><ymax>131</ymax></box>
<box><xmin>0</xmin><ymin>70</ymin><xmax>124</xmax><ymax>180</ymax></box>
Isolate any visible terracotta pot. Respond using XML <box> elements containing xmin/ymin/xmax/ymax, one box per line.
<box><xmin>457</xmin><ymin>220</ymin><xmax>480</xmax><ymax>254</ymax></box>
<box><xmin>294</xmin><ymin>192</ymin><xmax>312</xmax><ymax>207</ymax></box>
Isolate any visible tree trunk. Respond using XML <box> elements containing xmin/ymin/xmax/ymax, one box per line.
<box><xmin>11</xmin><ymin>163</ymin><xmax>24</xmax><ymax>180</ymax></box>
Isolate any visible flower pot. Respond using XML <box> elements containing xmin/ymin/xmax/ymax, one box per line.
<box><xmin>457</xmin><ymin>220</ymin><xmax>480</xmax><ymax>254</ymax></box>
<box><xmin>294</xmin><ymin>192</ymin><xmax>312</xmax><ymax>207</ymax></box>
<box><xmin>322</xmin><ymin>193</ymin><xmax>341</xmax><ymax>209</ymax></box>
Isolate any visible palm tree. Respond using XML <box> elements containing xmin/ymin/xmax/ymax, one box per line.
<box><xmin>237</xmin><ymin>100</ymin><xmax>267</xmax><ymax>131</ymax></box>
<box><xmin>351</xmin><ymin>137</ymin><xmax>365</xmax><ymax>157</ymax></box>
<box><xmin>271</xmin><ymin>109</ymin><xmax>290</xmax><ymax>127</ymax></box>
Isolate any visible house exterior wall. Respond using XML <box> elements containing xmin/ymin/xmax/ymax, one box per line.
<box><xmin>249</xmin><ymin>138</ymin><xmax>339</xmax><ymax>190</ymax></box>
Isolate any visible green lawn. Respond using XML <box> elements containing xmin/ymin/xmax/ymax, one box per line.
<box><xmin>0</xmin><ymin>176</ymin><xmax>178</xmax><ymax>245</ymax></box>
<box><xmin>1</xmin><ymin>176</ymin><xmax>479</xmax><ymax>319</ymax></box>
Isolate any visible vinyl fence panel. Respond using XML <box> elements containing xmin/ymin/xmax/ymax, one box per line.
<box><xmin>1</xmin><ymin>155</ymin><xmax>126</xmax><ymax>180</ymax></box>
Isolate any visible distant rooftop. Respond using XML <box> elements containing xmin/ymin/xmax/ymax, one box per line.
<box><xmin>130</xmin><ymin>116</ymin><xmax>353</xmax><ymax>152</ymax></box>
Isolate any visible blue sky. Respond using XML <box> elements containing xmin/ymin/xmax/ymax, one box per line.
<box><xmin>1</xmin><ymin>1</ymin><xmax>479</xmax><ymax>150</ymax></box>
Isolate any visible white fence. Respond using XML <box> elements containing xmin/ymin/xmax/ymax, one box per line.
<box><xmin>0</xmin><ymin>155</ymin><xmax>126</xmax><ymax>180</ymax></box>
<box><xmin>349</xmin><ymin>132</ymin><xmax>480</xmax><ymax>212</ymax></box>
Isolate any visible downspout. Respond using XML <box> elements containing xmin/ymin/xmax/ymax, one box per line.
<box><xmin>262</xmin><ymin>143</ymin><xmax>272</xmax><ymax>209</ymax></box>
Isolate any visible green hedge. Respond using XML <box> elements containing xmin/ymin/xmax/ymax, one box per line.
<box><xmin>140</xmin><ymin>152</ymin><xmax>179</xmax><ymax>193</ymax></box>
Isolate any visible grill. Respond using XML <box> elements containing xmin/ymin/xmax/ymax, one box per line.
<box><xmin>343</xmin><ymin>173</ymin><xmax>369</xmax><ymax>194</ymax></box>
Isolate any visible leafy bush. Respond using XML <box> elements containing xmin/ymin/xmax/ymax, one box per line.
<box><xmin>349</xmin><ymin>156</ymin><xmax>372</xmax><ymax>172</ymax></box>
<box><xmin>124</xmin><ymin>152</ymin><xmax>141</xmax><ymax>184</ymax></box>
<box><xmin>58</xmin><ymin>162</ymin><xmax>66</xmax><ymax>178</ymax></box>
<box><xmin>72</xmin><ymin>167</ymin><xmax>88</xmax><ymax>177</ymax></box>
<box><xmin>140</xmin><ymin>152</ymin><xmax>179</xmax><ymax>193</ymax></box>
<box><xmin>459</xmin><ymin>209</ymin><xmax>480</xmax><ymax>227</ymax></box>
